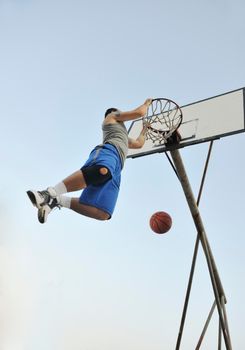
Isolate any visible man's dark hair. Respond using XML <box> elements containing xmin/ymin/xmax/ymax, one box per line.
<box><xmin>104</xmin><ymin>108</ymin><xmax>118</xmax><ymax>118</ymax></box>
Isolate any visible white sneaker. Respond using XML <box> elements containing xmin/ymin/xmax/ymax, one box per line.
<box><xmin>38</xmin><ymin>197</ymin><xmax>61</xmax><ymax>224</ymax></box>
<box><xmin>27</xmin><ymin>187</ymin><xmax>57</xmax><ymax>209</ymax></box>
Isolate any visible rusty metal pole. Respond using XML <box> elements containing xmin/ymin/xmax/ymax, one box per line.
<box><xmin>170</xmin><ymin>148</ymin><xmax>232</xmax><ymax>350</ymax></box>
<box><xmin>175</xmin><ymin>141</ymin><xmax>214</xmax><ymax>350</ymax></box>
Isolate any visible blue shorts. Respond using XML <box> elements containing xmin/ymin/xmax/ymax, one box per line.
<box><xmin>79</xmin><ymin>143</ymin><xmax>122</xmax><ymax>217</ymax></box>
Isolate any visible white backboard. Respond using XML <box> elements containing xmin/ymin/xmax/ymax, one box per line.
<box><xmin>127</xmin><ymin>88</ymin><xmax>245</xmax><ymax>158</ymax></box>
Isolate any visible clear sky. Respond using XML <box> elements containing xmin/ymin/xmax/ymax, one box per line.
<box><xmin>1</xmin><ymin>0</ymin><xmax>245</xmax><ymax>349</ymax></box>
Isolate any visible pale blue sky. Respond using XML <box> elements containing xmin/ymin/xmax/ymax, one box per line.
<box><xmin>1</xmin><ymin>0</ymin><xmax>245</xmax><ymax>349</ymax></box>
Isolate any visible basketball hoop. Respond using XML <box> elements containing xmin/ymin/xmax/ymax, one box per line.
<box><xmin>143</xmin><ymin>98</ymin><xmax>183</xmax><ymax>145</ymax></box>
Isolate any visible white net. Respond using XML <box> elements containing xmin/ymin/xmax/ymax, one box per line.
<box><xmin>143</xmin><ymin>98</ymin><xmax>183</xmax><ymax>145</ymax></box>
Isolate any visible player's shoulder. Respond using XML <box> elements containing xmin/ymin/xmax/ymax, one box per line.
<box><xmin>103</xmin><ymin>114</ymin><xmax>119</xmax><ymax>125</ymax></box>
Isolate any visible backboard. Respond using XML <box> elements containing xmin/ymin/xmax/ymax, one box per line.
<box><xmin>127</xmin><ymin>87</ymin><xmax>245</xmax><ymax>158</ymax></box>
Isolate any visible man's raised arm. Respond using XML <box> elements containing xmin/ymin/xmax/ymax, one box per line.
<box><xmin>114</xmin><ymin>99</ymin><xmax>152</xmax><ymax>122</ymax></box>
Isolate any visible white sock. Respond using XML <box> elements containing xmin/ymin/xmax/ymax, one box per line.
<box><xmin>58</xmin><ymin>195</ymin><xmax>71</xmax><ymax>209</ymax></box>
<box><xmin>53</xmin><ymin>182</ymin><xmax>67</xmax><ymax>196</ymax></box>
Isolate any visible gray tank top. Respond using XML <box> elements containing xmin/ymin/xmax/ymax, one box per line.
<box><xmin>102</xmin><ymin>122</ymin><xmax>128</xmax><ymax>168</ymax></box>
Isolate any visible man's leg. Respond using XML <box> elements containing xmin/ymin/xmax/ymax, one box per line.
<box><xmin>26</xmin><ymin>170</ymin><xmax>84</xmax><ymax>208</ymax></box>
<box><xmin>70</xmin><ymin>198</ymin><xmax>110</xmax><ymax>220</ymax></box>
<box><xmin>38</xmin><ymin>197</ymin><xmax>110</xmax><ymax>223</ymax></box>
<box><xmin>62</xmin><ymin>170</ymin><xmax>86</xmax><ymax>192</ymax></box>
<box><xmin>27</xmin><ymin>167</ymin><xmax>109</xmax><ymax>208</ymax></box>
<box><xmin>35</xmin><ymin>167</ymin><xmax>111</xmax><ymax>223</ymax></box>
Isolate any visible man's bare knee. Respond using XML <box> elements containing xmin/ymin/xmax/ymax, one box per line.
<box><xmin>99</xmin><ymin>167</ymin><xmax>108</xmax><ymax>175</ymax></box>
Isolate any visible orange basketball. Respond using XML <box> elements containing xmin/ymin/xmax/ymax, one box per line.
<box><xmin>150</xmin><ymin>211</ymin><xmax>172</xmax><ymax>234</ymax></box>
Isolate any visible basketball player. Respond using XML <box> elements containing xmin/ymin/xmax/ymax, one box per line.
<box><xmin>27</xmin><ymin>98</ymin><xmax>152</xmax><ymax>223</ymax></box>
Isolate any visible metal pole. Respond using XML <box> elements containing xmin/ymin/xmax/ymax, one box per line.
<box><xmin>218</xmin><ymin>319</ymin><xmax>222</xmax><ymax>350</ymax></box>
<box><xmin>175</xmin><ymin>141</ymin><xmax>214</xmax><ymax>350</ymax></box>
<box><xmin>175</xmin><ymin>235</ymin><xmax>200</xmax><ymax>350</ymax></box>
<box><xmin>195</xmin><ymin>301</ymin><xmax>216</xmax><ymax>350</ymax></box>
<box><xmin>221</xmin><ymin>295</ymin><xmax>232</xmax><ymax>346</ymax></box>
<box><xmin>170</xmin><ymin>148</ymin><xmax>232</xmax><ymax>350</ymax></box>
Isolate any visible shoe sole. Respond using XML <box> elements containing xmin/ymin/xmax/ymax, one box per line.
<box><xmin>26</xmin><ymin>190</ymin><xmax>44</xmax><ymax>209</ymax></box>
<box><xmin>38</xmin><ymin>208</ymin><xmax>45</xmax><ymax>224</ymax></box>
<box><xmin>27</xmin><ymin>190</ymin><xmax>38</xmax><ymax>207</ymax></box>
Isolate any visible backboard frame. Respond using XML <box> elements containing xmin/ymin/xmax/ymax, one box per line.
<box><xmin>127</xmin><ymin>87</ymin><xmax>245</xmax><ymax>159</ymax></box>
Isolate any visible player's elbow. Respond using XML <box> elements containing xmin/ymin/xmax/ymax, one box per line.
<box><xmin>128</xmin><ymin>138</ymin><xmax>145</xmax><ymax>149</ymax></box>
<box><xmin>135</xmin><ymin>140</ymin><xmax>145</xmax><ymax>149</ymax></box>
<box><xmin>129</xmin><ymin>142</ymin><xmax>140</xmax><ymax>149</ymax></box>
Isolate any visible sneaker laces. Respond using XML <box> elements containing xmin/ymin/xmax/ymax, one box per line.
<box><xmin>37</xmin><ymin>190</ymin><xmax>51</xmax><ymax>205</ymax></box>
<box><xmin>49</xmin><ymin>197</ymin><xmax>61</xmax><ymax>210</ymax></box>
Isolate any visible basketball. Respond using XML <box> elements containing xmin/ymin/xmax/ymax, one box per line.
<box><xmin>150</xmin><ymin>211</ymin><xmax>172</xmax><ymax>234</ymax></box>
